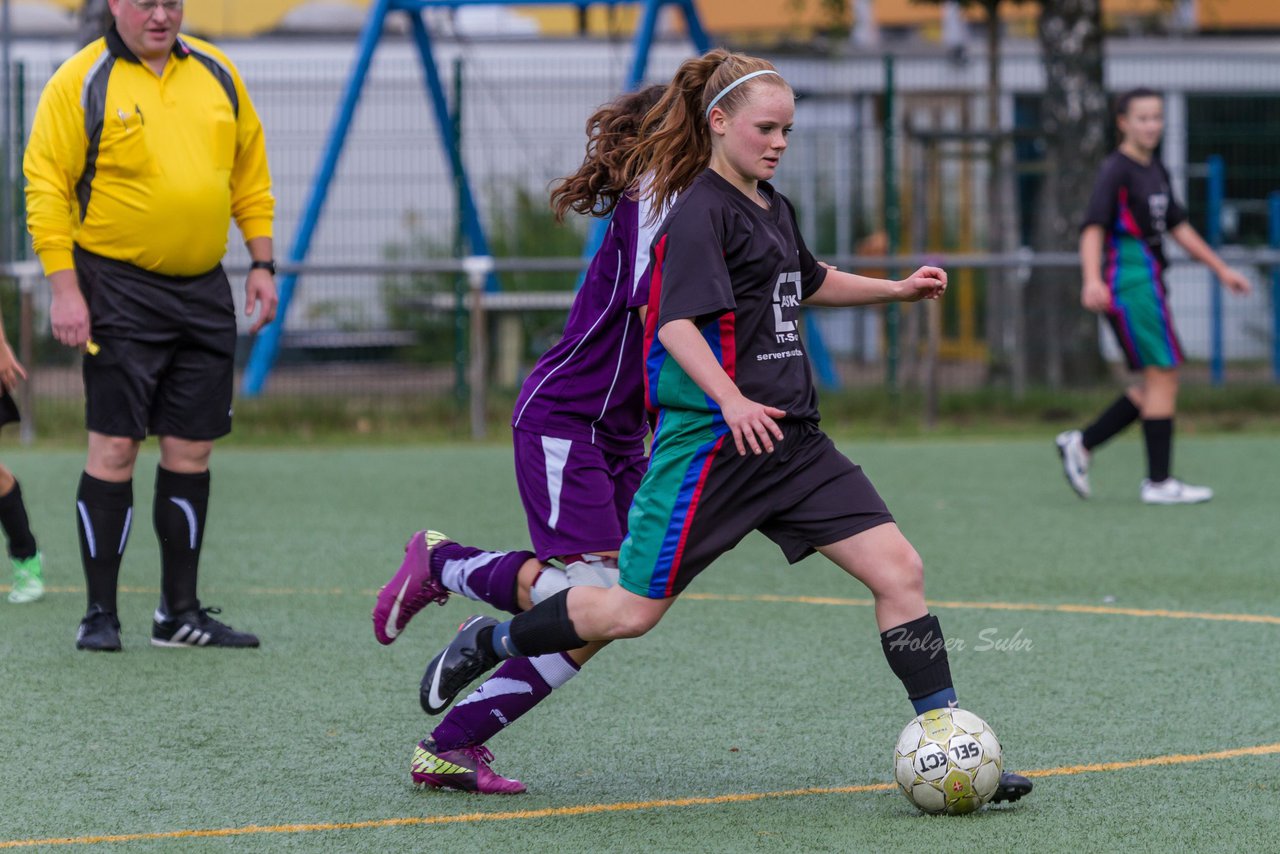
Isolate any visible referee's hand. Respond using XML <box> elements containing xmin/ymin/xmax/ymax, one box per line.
<box><xmin>245</xmin><ymin>269</ymin><xmax>279</xmax><ymax>334</ymax></box>
<box><xmin>49</xmin><ymin>270</ymin><xmax>91</xmax><ymax>348</ymax></box>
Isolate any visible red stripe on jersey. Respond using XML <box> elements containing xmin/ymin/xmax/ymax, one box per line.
<box><xmin>1116</xmin><ymin>187</ymin><xmax>1164</xmax><ymax>279</ymax></box>
<box><xmin>717</xmin><ymin>311</ymin><xmax>736</xmax><ymax>382</ymax></box>
<box><xmin>1103</xmin><ymin>189</ymin><xmax>1120</xmax><ymax>295</ymax></box>
<box><xmin>665</xmin><ymin>432</ymin><xmax>727</xmax><ymax>597</ymax></box>
<box><xmin>642</xmin><ymin>234</ymin><xmax>668</xmax><ymax>416</ymax></box>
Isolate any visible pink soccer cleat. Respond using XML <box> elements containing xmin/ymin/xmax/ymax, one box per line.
<box><xmin>411</xmin><ymin>739</ymin><xmax>526</xmax><ymax>794</ymax></box>
<box><xmin>372</xmin><ymin>530</ymin><xmax>453</xmax><ymax>645</ymax></box>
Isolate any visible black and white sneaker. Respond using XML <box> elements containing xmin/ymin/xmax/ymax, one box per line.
<box><xmin>76</xmin><ymin>605</ymin><xmax>122</xmax><ymax>652</ymax></box>
<box><xmin>991</xmin><ymin>770</ymin><xmax>1034</xmax><ymax>804</ymax></box>
<box><xmin>152</xmin><ymin>605</ymin><xmax>260</xmax><ymax>648</ymax></box>
<box><xmin>420</xmin><ymin>615</ymin><xmax>501</xmax><ymax>714</ymax></box>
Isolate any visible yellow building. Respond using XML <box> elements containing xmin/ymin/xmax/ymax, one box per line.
<box><xmin>14</xmin><ymin>0</ymin><xmax>1280</xmax><ymax>40</ymax></box>
<box><xmin>529</xmin><ymin>0</ymin><xmax>1280</xmax><ymax>39</ymax></box>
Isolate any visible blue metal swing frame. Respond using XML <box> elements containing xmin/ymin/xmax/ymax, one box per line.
<box><xmin>243</xmin><ymin>0</ymin><xmax>712</xmax><ymax>395</ymax></box>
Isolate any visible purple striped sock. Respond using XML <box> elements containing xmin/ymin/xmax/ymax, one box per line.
<box><xmin>430</xmin><ymin>653</ymin><xmax>580</xmax><ymax>751</ymax></box>
<box><xmin>431</xmin><ymin>542</ymin><xmax>533</xmax><ymax>615</ymax></box>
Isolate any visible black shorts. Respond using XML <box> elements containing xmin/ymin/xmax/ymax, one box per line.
<box><xmin>0</xmin><ymin>390</ymin><xmax>20</xmax><ymax>427</ymax></box>
<box><xmin>75</xmin><ymin>247</ymin><xmax>236</xmax><ymax>441</ymax></box>
<box><xmin>619</xmin><ymin>416</ymin><xmax>895</xmax><ymax>598</ymax></box>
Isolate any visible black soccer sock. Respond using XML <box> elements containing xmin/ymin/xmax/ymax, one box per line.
<box><xmin>0</xmin><ymin>480</ymin><xmax>38</xmax><ymax>560</ymax></box>
<box><xmin>1081</xmin><ymin>394</ymin><xmax>1141</xmax><ymax>451</ymax></box>
<box><xmin>154</xmin><ymin>466</ymin><xmax>210</xmax><ymax>617</ymax></box>
<box><xmin>505</xmin><ymin>589</ymin><xmax>587</xmax><ymax>657</ymax></box>
<box><xmin>1142</xmin><ymin>418</ymin><xmax>1173</xmax><ymax>482</ymax></box>
<box><xmin>881</xmin><ymin>613</ymin><xmax>956</xmax><ymax>711</ymax></box>
<box><xmin>76</xmin><ymin>473</ymin><xmax>134</xmax><ymax>614</ymax></box>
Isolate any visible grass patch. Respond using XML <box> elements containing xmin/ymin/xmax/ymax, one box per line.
<box><xmin>0</xmin><ymin>438</ymin><xmax>1277</xmax><ymax>851</ymax></box>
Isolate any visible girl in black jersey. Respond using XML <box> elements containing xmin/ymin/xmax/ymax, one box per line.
<box><xmin>419</xmin><ymin>49</ymin><xmax>1032</xmax><ymax>805</ymax></box>
<box><xmin>1056</xmin><ymin>88</ymin><xmax>1251</xmax><ymax>505</ymax></box>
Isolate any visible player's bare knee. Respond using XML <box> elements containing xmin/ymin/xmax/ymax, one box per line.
<box><xmin>88</xmin><ymin>435</ymin><xmax>140</xmax><ymax>477</ymax></box>
<box><xmin>600</xmin><ymin>594</ymin><xmax>662</xmax><ymax>639</ymax></box>
<box><xmin>897</xmin><ymin>546</ymin><xmax>926</xmax><ymax>595</ymax></box>
<box><xmin>607</xmin><ymin>611</ymin><xmax>658</xmax><ymax>639</ymax></box>
<box><xmin>158</xmin><ymin>437</ymin><xmax>213</xmax><ymax>473</ymax></box>
<box><xmin>874</xmin><ymin>544</ymin><xmax>924</xmax><ymax>601</ymax></box>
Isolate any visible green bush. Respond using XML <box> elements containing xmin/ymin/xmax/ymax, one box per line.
<box><xmin>379</xmin><ymin>186</ymin><xmax>587</xmax><ymax>373</ymax></box>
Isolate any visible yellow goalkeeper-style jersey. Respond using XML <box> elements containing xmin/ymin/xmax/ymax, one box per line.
<box><xmin>24</xmin><ymin>26</ymin><xmax>274</xmax><ymax>277</ymax></box>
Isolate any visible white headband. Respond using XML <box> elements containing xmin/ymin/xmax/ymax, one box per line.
<box><xmin>704</xmin><ymin>69</ymin><xmax>781</xmax><ymax>119</ymax></box>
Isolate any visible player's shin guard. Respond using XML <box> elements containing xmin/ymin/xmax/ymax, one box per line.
<box><xmin>1082</xmin><ymin>394</ymin><xmax>1140</xmax><ymax>450</ymax></box>
<box><xmin>507</xmin><ymin>589</ymin><xmax>587</xmax><ymax>656</ymax></box>
<box><xmin>76</xmin><ymin>473</ymin><xmax>134</xmax><ymax>614</ymax></box>
<box><xmin>529</xmin><ymin>565</ymin><xmax>570</xmax><ymax>605</ymax></box>
<box><xmin>1143</xmin><ymin>417</ymin><xmax>1174</xmax><ymax>482</ymax></box>
<box><xmin>430</xmin><ymin>653</ymin><xmax>579</xmax><ymax>751</ymax></box>
<box><xmin>436</xmin><ymin>544</ymin><xmax>533</xmax><ymax>615</ymax></box>
<box><xmin>0</xmin><ymin>480</ymin><xmax>38</xmax><ymax>560</ymax></box>
<box><xmin>154</xmin><ymin>466</ymin><xmax>210</xmax><ymax>616</ymax></box>
<box><xmin>530</xmin><ymin>554</ymin><xmax>618</xmax><ymax>605</ymax></box>
<box><xmin>880</xmin><ymin>613</ymin><xmax>958</xmax><ymax>714</ymax></box>
<box><xmin>563</xmin><ymin>554</ymin><xmax>620</xmax><ymax>589</ymax></box>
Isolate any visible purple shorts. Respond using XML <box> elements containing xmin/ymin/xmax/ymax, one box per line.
<box><xmin>512</xmin><ymin>427</ymin><xmax>647</xmax><ymax>562</ymax></box>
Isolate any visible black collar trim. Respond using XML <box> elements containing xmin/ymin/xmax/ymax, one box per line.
<box><xmin>104</xmin><ymin>24</ymin><xmax>191</xmax><ymax>64</ymax></box>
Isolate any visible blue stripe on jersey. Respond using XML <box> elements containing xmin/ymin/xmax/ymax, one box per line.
<box><xmin>648</xmin><ymin>428</ymin><xmax>729</xmax><ymax>597</ymax></box>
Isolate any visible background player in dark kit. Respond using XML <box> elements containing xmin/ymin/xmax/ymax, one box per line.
<box><xmin>1056</xmin><ymin>87</ymin><xmax>1251</xmax><ymax>505</ymax></box>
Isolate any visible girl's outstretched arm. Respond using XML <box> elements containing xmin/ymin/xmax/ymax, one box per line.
<box><xmin>804</xmin><ymin>266</ymin><xmax>946</xmax><ymax>307</ymax></box>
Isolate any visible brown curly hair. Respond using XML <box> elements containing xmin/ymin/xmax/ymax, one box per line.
<box><xmin>549</xmin><ymin>84</ymin><xmax>667</xmax><ymax>222</ymax></box>
<box><xmin>625</xmin><ymin>49</ymin><xmax>791</xmax><ymax>214</ymax></box>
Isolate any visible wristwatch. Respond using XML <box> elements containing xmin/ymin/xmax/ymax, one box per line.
<box><xmin>250</xmin><ymin>259</ymin><xmax>277</xmax><ymax>275</ymax></box>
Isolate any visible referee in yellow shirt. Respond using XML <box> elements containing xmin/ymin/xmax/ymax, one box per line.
<box><xmin>24</xmin><ymin>0</ymin><xmax>278</xmax><ymax>651</ymax></box>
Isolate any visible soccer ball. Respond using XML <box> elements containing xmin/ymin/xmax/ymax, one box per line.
<box><xmin>893</xmin><ymin>707</ymin><xmax>1003</xmax><ymax>815</ymax></box>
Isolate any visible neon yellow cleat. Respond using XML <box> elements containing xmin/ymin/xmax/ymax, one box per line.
<box><xmin>7</xmin><ymin>553</ymin><xmax>44</xmax><ymax>604</ymax></box>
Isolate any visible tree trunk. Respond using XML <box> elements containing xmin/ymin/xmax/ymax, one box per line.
<box><xmin>1028</xmin><ymin>0</ymin><xmax>1109</xmax><ymax>385</ymax></box>
<box><xmin>981</xmin><ymin>1</ymin><xmax>1024</xmax><ymax>389</ymax></box>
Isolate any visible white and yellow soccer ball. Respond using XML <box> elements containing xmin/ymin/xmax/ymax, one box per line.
<box><xmin>893</xmin><ymin>707</ymin><xmax>1003</xmax><ymax>815</ymax></box>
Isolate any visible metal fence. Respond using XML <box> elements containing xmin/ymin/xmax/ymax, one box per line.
<box><xmin>2</xmin><ymin>35</ymin><xmax>1280</xmax><ymax>438</ymax></box>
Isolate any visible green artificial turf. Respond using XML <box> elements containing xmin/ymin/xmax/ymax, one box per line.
<box><xmin>1</xmin><ymin>436</ymin><xmax>1276</xmax><ymax>851</ymax></box>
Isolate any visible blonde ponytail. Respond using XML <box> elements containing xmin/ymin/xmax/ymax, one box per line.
<box><xmin>626</xmin><ymin>49</ymin><xmax>790</xmax><ymax>212</ymax></box>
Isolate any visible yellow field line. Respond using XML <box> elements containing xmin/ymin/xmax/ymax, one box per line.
<box><xmin>13</xmin><ymin>587</ymin><xmax>1278</xmax><ymax>625</ymax></box>
<box><xmin>1021</xmin><ymin>742</ymin><xmax>1280</xmax><ymax>778</ymax></box>
<box><xmin>3</xmin><ymin>742</ymin><xmax>1277</xmax><ymax>849</ymax></box>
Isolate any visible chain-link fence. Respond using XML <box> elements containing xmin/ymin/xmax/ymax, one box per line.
<box><xmin>2</xmin><ymin>34</ymin><xmax>1279</xmax><ymax>438</ymax></box>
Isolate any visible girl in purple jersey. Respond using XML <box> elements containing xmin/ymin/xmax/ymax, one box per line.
<box><xmin>372</xmin><ymin>85</ymin><xmax>669</xmax><ymax>793</ymax></box>
<box><xmin>1055</xmin><ymin>87</ymin><xmax>1251</xmax><ymax>505</ymax></box>
<box><xmin>417</xmin><ymin>49</ymin><xmax>1032</xmax><ymax>804</ymax></box>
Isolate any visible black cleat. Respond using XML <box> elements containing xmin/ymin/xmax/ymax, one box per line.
<box><xmin>76</xmin><ymin>605</ymin><xmax>122</xmax><ymax>652</ymax></box>
<box><xmin>152</xmin><ymin>605</ymin><xmax>260</xmax><ymax>648</ymax></box>
<box><xmin>991</xmin><ymin>770</ymin><xmax>1033</xmax><ymax>803</ymax></box>
<box><xmin>420</xmin><ymin>615</ymin><xmax>501</xmax><ymax>714</ymax></box>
